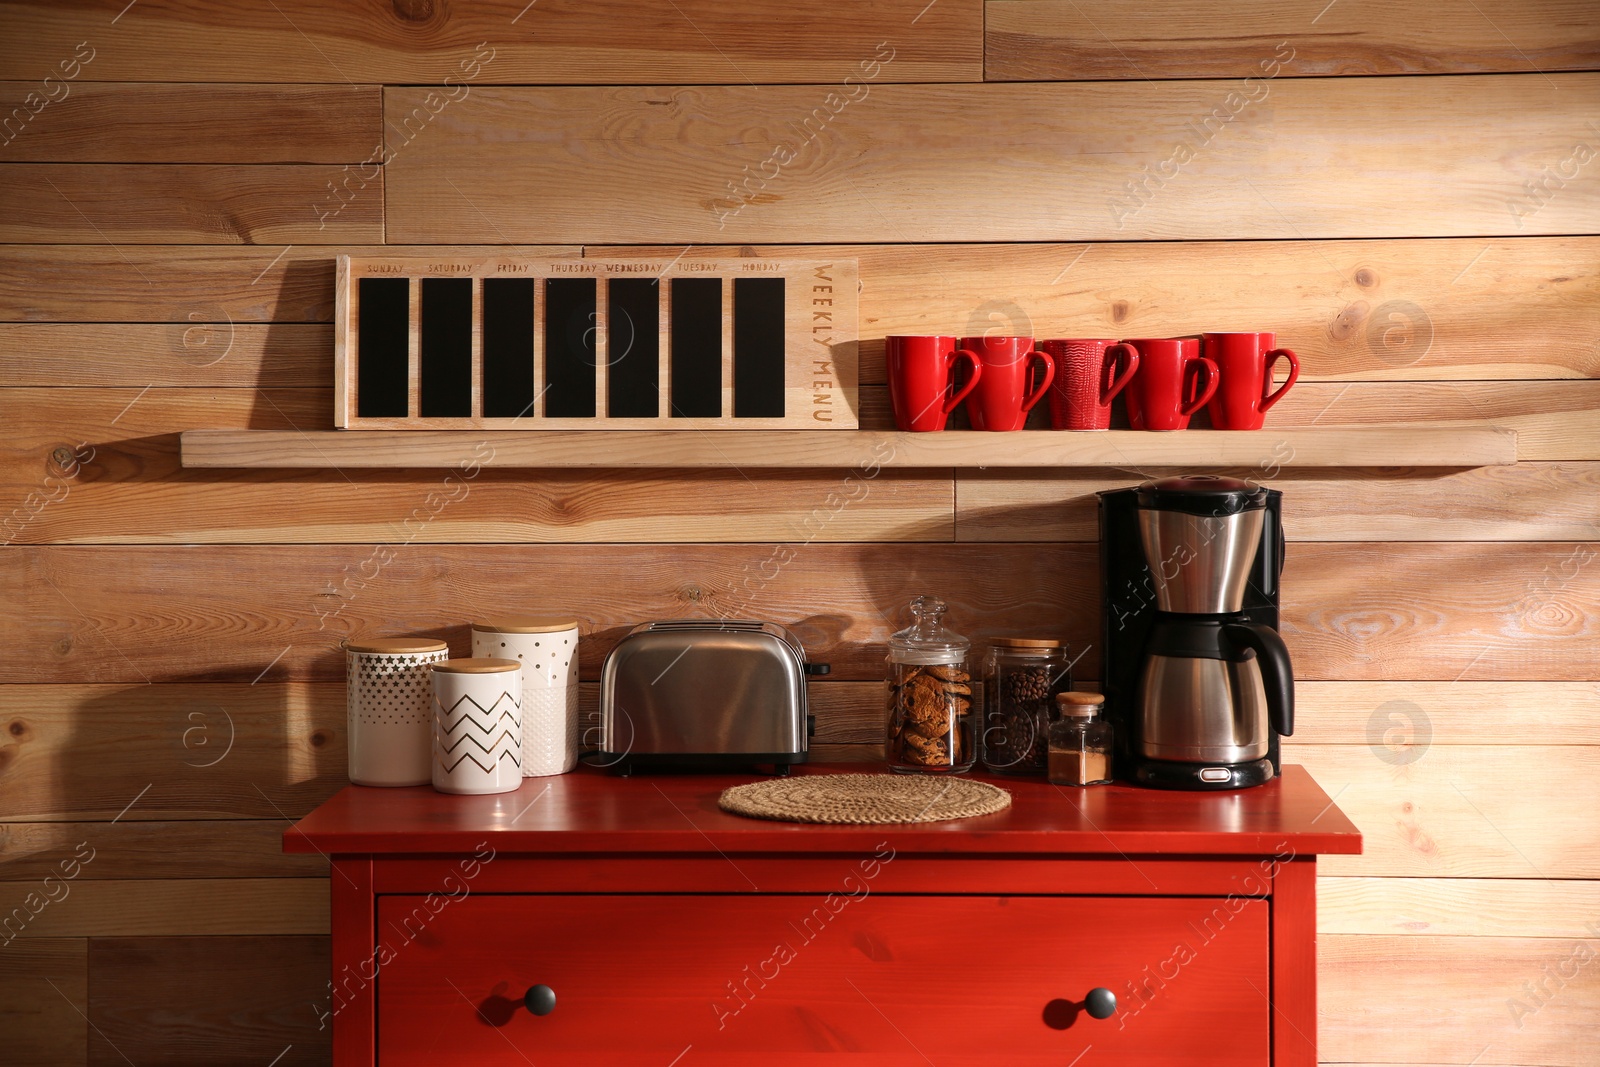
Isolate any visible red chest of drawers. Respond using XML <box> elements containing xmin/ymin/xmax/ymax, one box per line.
<box><xmin>286</xmin><ymin>765</ymin><xmax>1360</xmax><ymax>1066</ymax></box>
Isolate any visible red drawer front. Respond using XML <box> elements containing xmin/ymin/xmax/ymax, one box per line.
<box><xmin>375</xmin><ymin>894</ymin><xmax>1269</xmax><ymax>1066</ymax></box>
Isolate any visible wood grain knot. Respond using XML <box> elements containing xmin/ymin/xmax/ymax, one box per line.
<box><xmin>310</xmin><ymin>731</ymin><xmax>330</xmax><ymax>748</ymax></box>
<box><xmin>1397</xmin><ymin>820</ymin><xmax>1438</xmax><ymax>856</ymax></box>
<box><xmin>1329</xmin><ymin>300</ymin><xmax>1369</xmax><ymax>342</ymax></box>
<box><xmin>1110</xmin><ymin>300</ymin><xmax>1131</xmax><ymax>324</ymax></box>
<box><xmin>391</xmin><ymin>0</ymin><xmax>438</xmax><ymax>22</ymax></box>
<box><xmin>7</xmin><ymin>720</ymin><xmax>27</xmax><ymax>738</ymax></box>
<box><xmin>1354</xmin><ymin>268</ymin><xmax>1378</xmax><ymax>288</ymax></box>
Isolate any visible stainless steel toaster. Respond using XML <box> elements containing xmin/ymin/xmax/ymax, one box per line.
<box><xmin>599</xmin><ymin>620</ymin><xmax>824</xmax><ymax>775</ymax></box>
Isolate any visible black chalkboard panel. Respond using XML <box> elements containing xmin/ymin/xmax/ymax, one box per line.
<box><xmin>607</xmin><ymin>277</ymin><xmax>660</xmax><ymax>418</ymax></box>
<box><xmin>420</xmin><ymin>278</ymin><xmax>473</xmax><ymax>418</ymax></box>
<box><xmin>482</xmin><ymin>278</ymin><xmax>536</xmax><ymax>419</ymax></box>
<box><xmin>670</xmin><ymin>277</ymin><xmax>721</xmax><ymax>418</ymax></box>
<box><xmin>733</xmin><ymin>277</ymin><xmax>785</xmax><ymax>418</ymax></box>
<box><xmin>545</xmin><ymin>278</ymin><xmax>597</xmax><ymax>418</ymax></box>
<box><xmin>357</xmin><ymin>277</ymin><xmax>410</xmax><ymax>418</ymax></box>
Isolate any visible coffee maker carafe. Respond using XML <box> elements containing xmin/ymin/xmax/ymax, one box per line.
<box><xmin>1099</xmin><ymin>476</ymin><xmax>1294</xmax><ymax>790</ymax></box>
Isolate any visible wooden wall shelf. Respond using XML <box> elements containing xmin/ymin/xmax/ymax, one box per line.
<box><xmin>180</xmin><ymin>424</ymin><xmax>1517</xmax><ymax>470</ymax></box>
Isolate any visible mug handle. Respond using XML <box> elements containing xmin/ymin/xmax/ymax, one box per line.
<box><xmin>1181</xmin><ymin>355</ymin><xmax>1220</xmax><ymax>416</ymax></box>
<box><xmin>1259</xmin><ymin>347</ymin><xmax>1300</xmax><ymax>411</ymax></box>
<box><xmin>1100</xmin><ymin>343</ymin><xmax>1140</xmax><ymax>406</ymax></box>
<box><xmin>944</xmin><ymin>349</ymin><xmax>983</xmax><ymax>414</ymax></box>
<box><xmin>1019</xmin><ymin>350</ymin><xmax>1056</xmax><ymax>413</ymax></box>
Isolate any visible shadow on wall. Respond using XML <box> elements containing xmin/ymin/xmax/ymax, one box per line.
<box><xmin>0</xmin><ymin>676</ymin><xmax>344</xmax><ymax>1065</ymax></box>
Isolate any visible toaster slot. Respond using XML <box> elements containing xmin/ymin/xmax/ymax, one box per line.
<box><xmin>644</xmin><ymin>619</ymin><xmax>766</xmax><ymax>631</ymax></box>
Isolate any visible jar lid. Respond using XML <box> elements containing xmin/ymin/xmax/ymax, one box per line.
<box><xmin>432</xmin><ymin>657</ymin><xmax>521</xmax><ymax>674</ymax></box>
<box><xmin>1056</xmin><ymin>691</ymin><xmax>1105</xmax><ymax>717</ymax></box>
<box><xmin>343</xmin><ymin>637</ymin><xmax>449</xmax><ymax>655</ymax></box>
<box><xmin>888</xmin><ymin>595</ymin><xmax>969</xmax><ymax>665</ymax></box>
<box><xmin>473</xmin><ymin>615</ymin><xmax>579</xmax><ymax>634</ymax></box>
<box><xmin>1135</xmin><ymin>475</ymin><xmax>1268</xmax><ymax>516</ymax></box>
<box><xmin>989</xmin><ymin>637</ymin><xmax>1063</xmax><ymax>649</ymax></box>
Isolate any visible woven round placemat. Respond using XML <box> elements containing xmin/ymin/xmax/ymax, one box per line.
<box><xmin>718</xmin><ymin>774</ymin><xmax>1011</xmax><ymax>825</ymax></box>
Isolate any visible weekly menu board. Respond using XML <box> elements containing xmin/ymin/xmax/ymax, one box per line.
<box><xmin>335</xmin><ymin>256</ymin><xmax>859</xmax><ymax>429</ymax></box>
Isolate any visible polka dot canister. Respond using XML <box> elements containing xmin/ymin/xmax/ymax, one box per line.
<box><xmin>472</xmin><ymin>616</ymin><xmax>580</xmax><ymax>777</ymax></box>
<box><xmin>344</xmin><ymin>637</ymin><xmax>450</xmax><ymax>786</ymax></box>
<box><xmin>431</xmin><ymin>658</ymin><xmax>523</xmax><ymax>796</ymax></box>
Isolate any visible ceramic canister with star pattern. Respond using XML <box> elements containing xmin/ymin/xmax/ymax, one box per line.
<box><xmin>471</xmin><ymin>616</ymin><xmax>580</xmax><ymax>777</ymax></box>
<box><xmin>344</xmin><ymin>637</ymin><xmax>450</xmax><ymax>786</ymax></box>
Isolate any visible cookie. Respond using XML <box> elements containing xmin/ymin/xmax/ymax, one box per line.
<box><xmin>902</xmin><ymin>730</ymin><xmax>949</xmax><ymax>764</ymax></box>
<box><xmin>903</xmin><ymin>676</ymin><xmax>949</xmax><ymax>724</ymax></box>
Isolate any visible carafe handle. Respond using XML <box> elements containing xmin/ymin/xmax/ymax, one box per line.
<box><xmin>1224</xmin><ymin>622</ymin><xmax>1294</xmax><ymax>737</ymax></box>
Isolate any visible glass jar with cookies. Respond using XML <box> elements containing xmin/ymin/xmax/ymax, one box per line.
<box><xmin>886</xmin><ymin>595</ymin><xmax>975</xmax><ymax>774</ymax></box>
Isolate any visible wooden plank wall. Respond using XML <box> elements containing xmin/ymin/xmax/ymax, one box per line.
<box><xmin>0</xmin><ymin>1</ymin><xmax>1596</xmax><ymax>1064</ymax></box>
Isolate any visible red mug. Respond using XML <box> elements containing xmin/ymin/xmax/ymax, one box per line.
<box><xmin>1204</xmin><ymin>332</ymin><xmax>1300</xmax><ymax>430</ymax></box>
<box><xmin>1042</xmin><ymin>339</ymin><xmax>1139</xmax><ymax>431</ymax></box>
<box><xmin>956</xmin><ymin>336</ymin><xmax>1054</xmax><ymax>431</ymax></box>
<box><xmin>1121</xmin><ymin>338</ymin><xmax>1218</xmax><ymax>431</ymax></box>
<box><xmin>885</xmin><ymin>336</ymin><xmax>983</xmax><ymax>432</ymax></box>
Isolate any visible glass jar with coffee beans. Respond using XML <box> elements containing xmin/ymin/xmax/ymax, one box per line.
<box><xmin>886</xmin><ymin>595</ymin><xmax>975</xmax><ymax>774</ymax></box>
<box><xmin>981</xmin><ymin>638</ymin><xmax>1074</xmax><ymax>775</ymax></box>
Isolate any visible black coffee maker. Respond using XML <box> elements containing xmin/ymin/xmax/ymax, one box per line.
<box><xmin>1098</xmin><ymin>476</ymin><xmax>1293</xmax><ymax>790</ymax></box>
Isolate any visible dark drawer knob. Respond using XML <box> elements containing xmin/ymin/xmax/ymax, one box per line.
<box><xmin>523</xmin><ymin>984</ymin><xmax>556</xmax><ymax>1016</ymax></box>
<box><xmin>1085</xmin><ymin>987</ymin><xmax>1117</xmax><ymax>1020</ymax></box>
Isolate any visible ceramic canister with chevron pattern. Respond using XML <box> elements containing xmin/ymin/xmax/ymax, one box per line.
<box><xmin>471</xmin><ymin>617</ymin><xmax>580</xmax><ymax>777</ymax></box>
<box><xmin>430</xmin><ymin>658</ymin><xmax>523</xmax><ymax>795</ymax></box>
<box><xmin>344</xmin><ymin>637</ymin><xmax>450</xmax><ymax>786</ymax></box>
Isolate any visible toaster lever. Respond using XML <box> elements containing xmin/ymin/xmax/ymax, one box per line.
<box><xmin>804</xmin><ymin>663</ymin><xmax>832</xmax><ymax>676</ymax></box>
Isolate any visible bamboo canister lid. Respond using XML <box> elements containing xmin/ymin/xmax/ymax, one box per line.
<box><xmin>990</xmin><ymin>637</ymin><xmax>1064</xmax><ymax>649</ymax></box>
<box><xmin>472</xmin><ymin>616</ymin><xmax>580</xmax><ymax>634</ymax></box>
<box><xmin>1056</xmin><ymin>691</ymin><xmax>1106</xmax><ymax>706</ymax></box>
<box><xmin>343</xmin><ymin>637</ymin><xmax>449</xmax><ymax>655</ymax></box>
<box><xmin>432</xmin><ymin>657</ymin><xmax>522</xmax><ymax>674</ymax></box>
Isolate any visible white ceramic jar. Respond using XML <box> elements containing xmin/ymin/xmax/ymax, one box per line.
<box><xmin>431</xmin><ymin>658</ymin><xmax>523</xmax><ymax>795</ymax></box>
<box><xmin>344</xmin><ymin>637</ymin><xmax>450</xmax><ymax>786</ymax></box>
<box><xmin>471</xmin><ymin>616</ymin><xmax>580</xmax><ymax>777</ymax></box>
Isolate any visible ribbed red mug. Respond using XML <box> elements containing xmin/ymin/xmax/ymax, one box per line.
<box><xmin>1042</xmin><ymin>339</ymin><xmax>1139</xmax><ymax>431</ymax></box>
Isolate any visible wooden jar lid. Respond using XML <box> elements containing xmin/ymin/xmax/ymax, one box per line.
<box><xmin>1056</xmin><ymin>691</ymin><xmax>1106</xmax><ymax>706</ymax></box>
<box><xmin>473</xmin><ymin>615</ymin><xmax>579</xmax><ymax>634</ymax></box>
<box><xmin>343</xmin><ymin>637</ymin><xmax>449</xmax><ymax>655</ymax></box>
<box><xmin>433</xmin><ymin>657</ymin><xmax>522</xmax><ymax>674</ymax></box>
<box><xmin>990</xmin><ymin>637</ymin><xmax>1063</xmax><ymax>649</ymax></box>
